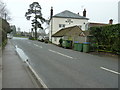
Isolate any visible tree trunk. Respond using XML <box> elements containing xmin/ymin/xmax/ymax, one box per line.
<box><xmin>35</xmin><ymin>26</ymin><xmax>37</xmax><ymax>40</ymax></box>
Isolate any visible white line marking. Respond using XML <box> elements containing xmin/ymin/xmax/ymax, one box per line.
<box><xmin>34</xmin><ymin>44</ymin><xmax>42</xmax><ymax>48</ymax></box>
<box><xmin>49</xmin><ymin>49</ymin><xmax>73</xmax><ymax>59</ymax></box>
<box><xmin>28</xmin><ymin>42</ymin><xmax>31</xmax><ymax>44</ymax></box>
<box><xmin>101</xmin><ymin>67</ymin><xmax>120</xmax><ymax>75</ymax></box>
<box><xmin>26</xmin><ymin>61</ymin><xmax>48</xmax><ymax>88</ymax></box>
<box><xmin>39</xmin><ymin>46</ymin><xmax>43</xmax><ymax>48</ymax></box>
<box><xmin>34</xmin><ymin>44</ymin><xmax>38</xmax><ymax>46</ymax></box>
<box><xmin>15</xmin><ymin>46</ymin><xmax>48</xmax><ymax>88</ymax></box>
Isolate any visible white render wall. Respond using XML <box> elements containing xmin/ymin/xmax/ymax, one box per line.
<box><xmin>49</xmin><ymin>17</ymin><xmax>88</xmax><ymax>44</ymax></box>
<box><xmin>52</xmin><ymin>17</ymin><xmax>88</xmax><ymax>34</ymax></box>
<box><xmin>52</xmin><ymin>37</ymin><xmax>61</xmax><ymax>45</ymax></box>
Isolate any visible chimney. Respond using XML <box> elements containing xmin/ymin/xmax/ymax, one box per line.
<box><xmin>83</xmin><ymin>9</ymin><xmax>86</xmax><ymax>17</ymax></box>
<box><xmin>50</xmin><ymin>7</ymin><xmax>53</xmax><ymax>20</ymax></box>
<box><xmin>109</xmin><ymin>19</ymin><xmax>113</xmax><ymax>24</ymax></box>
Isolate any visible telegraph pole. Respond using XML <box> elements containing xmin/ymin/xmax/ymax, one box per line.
<box><xmin>50</xmin><ymin>7</ymin><xmax>53</xmax><ymax>42</ymax></box>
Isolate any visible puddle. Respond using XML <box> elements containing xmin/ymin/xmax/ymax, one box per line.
<box><xmin>13</xmin><ymin>37</ymin><xmax>28</xmax><ymax>40</ymax></box>
<box><xmin>15</xmin><ymin>45</ymin><xmax>28</xmax><ymax>61</ymax></box>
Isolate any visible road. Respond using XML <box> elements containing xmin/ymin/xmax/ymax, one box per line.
<box><xmin>10</xmin><ymin>37</ymin><xmax>118</xmax><ymax>88</ymax></box>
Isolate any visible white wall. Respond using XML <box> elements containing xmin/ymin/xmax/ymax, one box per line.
<box><xmin>52</xmin><ymin>37</ymin><xmax>61</xmax><ymax>45</ymax></box>
<box><xmin>49</xmin><ymin>17</ymin><xmax>88</xmax><ymax>44</ymax></box>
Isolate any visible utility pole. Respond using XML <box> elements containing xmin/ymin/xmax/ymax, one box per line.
<box><xmin>50</xmin><ymin>7</ymin><xmax>53</xmax><ymax>42</ymax></box>
<box><xmin>51</xmin><ymin>18</ymin><xmax>53</xmax><ymax>42</ymax></box>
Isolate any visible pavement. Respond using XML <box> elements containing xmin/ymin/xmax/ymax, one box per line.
<box><xmin>1</xmin><ymin>40</ymin><xmax>39</xmax><ymax>88</ymax></box>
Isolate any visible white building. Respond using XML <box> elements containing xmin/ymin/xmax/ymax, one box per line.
<box><xmin>49</xmin><ymin>9</ymin><xmax>89</xmax><ymax>45</ymax></box>
<box><xmin>49</xmin><ymin>10</ymin><xmax>89</xmax><ymax>44</ymax></box>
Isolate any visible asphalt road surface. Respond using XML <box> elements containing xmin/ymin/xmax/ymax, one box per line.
<box><xmin>10</xmin><ymin>37</ymin><xmax>119</xmax><ymax>88</ymax></box>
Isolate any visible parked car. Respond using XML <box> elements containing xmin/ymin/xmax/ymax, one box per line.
<box><xmin>43</xmin><ymin>36</ymin><xmax>49</xmax><ymax>43</ymax></box>
<box><xmin>38</xmin><ymin>36</ymin><xmax>44</xmax><ymax>42</ymax></box>
<box><xmin>43</xmin><ymin>36</ymin><xmax>49</xmax><ymax>40</ymax></box>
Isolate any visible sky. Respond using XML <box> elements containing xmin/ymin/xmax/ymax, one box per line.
<box><xmin>3</xmin><ymin>0</ymin><xmax>120</xmax><ymax>33</ymax></box>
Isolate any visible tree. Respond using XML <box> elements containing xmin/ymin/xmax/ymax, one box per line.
<box><xmin>25</xmin><ymin>2</ymin><xmax>45</xmax><ymax>39</ymax></box>
<box><xmin>0</xmin><ymin>0</ymin><xmax>11</xmax><ymax>21</ymax></box>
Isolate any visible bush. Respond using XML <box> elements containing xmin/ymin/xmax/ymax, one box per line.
<box><xmin>29</xmin><ymin>36</ymin><xmax>36</xmax><ymax>40</ymax></box>
<box><xmin>90</xmin><ymin>24</ymin><xmax>120</xmax><ymax>54</ymax></box>
<box><xmin>2</xmin><ymin>39</ymin><xmax>7</xmax><ymax>48</ymax></box>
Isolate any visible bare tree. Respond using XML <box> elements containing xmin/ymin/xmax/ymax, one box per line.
<box><xmin>0</xmin><ymin>0</ymin><xmax>11</xmax><ymax>21</ymax></box>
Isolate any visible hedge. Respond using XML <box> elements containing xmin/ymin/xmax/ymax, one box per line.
<box><xmin>90</xmin><ymin>24</ymin><xmax>120</xmax><ymax>54</ymax></box>
<box><xmin>2</xmin><ymin>39</ymin><xmax>7</xmax><ymax>48</ymax></box>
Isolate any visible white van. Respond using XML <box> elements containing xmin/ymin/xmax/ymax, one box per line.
<box><xmin>7</xmin><ymin>34</ymin><xmax>13</xmax><ymax>39</ymax></box>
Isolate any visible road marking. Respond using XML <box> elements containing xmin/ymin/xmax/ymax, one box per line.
<box><xmin>28</xmin><ymin>42</ymin><xmax>31</xmax><ymax>44</ymax></box>
<box><xmin>26</xmin><ymin>61</ymin><xmax>48</xmax><ymax>89</ymax></box>
<box><xmin>15</xmin><ymin>45</ymin><xmax>29</xmax><ymax>62</ymax></box>
<box><xmin>39</xmin><ymin>46</ymin><xmax>43</xmax><ymax>48</ymax></box>
<box><xmin>49</xmin><ymin>49</ymin><xmax>73</xmax><ymax>59</ymax></box>
<box><xmin>34</xmin><ymin>44</ymin><xmax>37</xmax><ymax>46</ymax></box>
<box><xmin>100</xmin><ymin>67</ymin><xmax>120</xmax><ymax>75</ymax></box>
<box><xmin>15</xmin><ymin>46</ymin><xmax>48</xmax><ymax>88</ymax></box>
<box><xmin>34</xmin><ymin>44</ymin><xmax>42</xmax><ymax>48</ymax></box>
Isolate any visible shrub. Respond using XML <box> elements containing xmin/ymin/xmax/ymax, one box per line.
<box><xmin>90</xmin><ymin>24</ymin><xmax>120</xmax><ymax>54</ymax></box>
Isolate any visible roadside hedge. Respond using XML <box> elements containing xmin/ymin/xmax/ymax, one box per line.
<box><xmin>2</xmin><ymin>39</ymin><xmax>7</xmax><ymax>48</ymax></box>
<box><xmin>90</xmin><ymin>24</ymin><xmax>120</xmax><ymax>54</ymax></box>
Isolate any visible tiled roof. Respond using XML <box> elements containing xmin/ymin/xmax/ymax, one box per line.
<box><xmin>89</xmin><ymin>22</ymin><xmax>108</xmax><ymax>27</ymax></box>
<box><xmin>53</xmin><ymin>10</ymin><xmax>89</xmax><ymax>20</ymax></box>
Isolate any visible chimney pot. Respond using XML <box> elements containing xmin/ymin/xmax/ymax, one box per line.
<box><xmin>83</xmin><ymin>9</ymin><xmax>86</xmax><ymax>17</ymax></box>
<box><xmin>109</xmin><ymin>19</ymin><xmax>113</xmax><ymax>24</ymax></box>
<box><xmin>50</xmin><ymin>7</ymin><xmax>53</xmax><ymax>20</ymax></box>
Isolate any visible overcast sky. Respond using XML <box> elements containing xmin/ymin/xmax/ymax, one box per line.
<box><xmin>3</xmin><ymin>0</ymin><xmax>120</xmax><ymax>32</ymax></box>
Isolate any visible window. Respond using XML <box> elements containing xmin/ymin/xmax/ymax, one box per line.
<box><xmin>59</xmin><ymin>24</ymin><xmax>65</xmax><ymax>28</ymax></box>
<box><xmin>65</xmin><ymin>19</ymin><xmax>73</xmax><ymax>24</ymax></box>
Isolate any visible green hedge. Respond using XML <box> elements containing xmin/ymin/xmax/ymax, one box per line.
<box><xmin>90</xmin><ymin>24</ymin><xmax>120</xmax><ymax>54</ymax></box>
<box><xmin>1</xmin><ymin>39</ymin><xmax>8</xmax><ymax>48</ymax></box>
